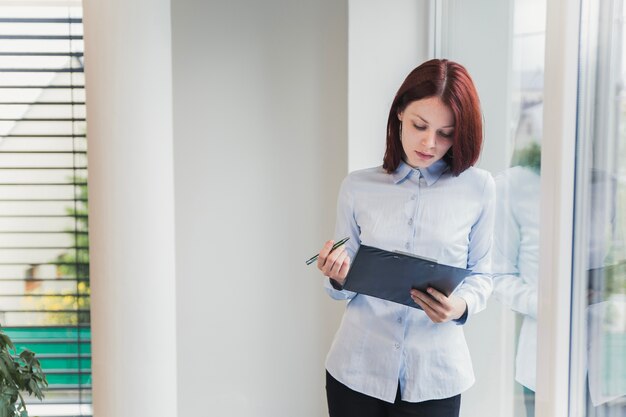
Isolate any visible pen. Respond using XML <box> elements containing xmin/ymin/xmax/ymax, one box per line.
<box><xmin>305</xmin><ymin>237</ymin><xmax>350</xmax><ymax>265</ymax></box>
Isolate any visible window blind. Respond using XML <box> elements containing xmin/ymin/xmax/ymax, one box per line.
<box><xmin>0</xmin><ymin>5</ymin><xmax>91</xmax><ymax>417</ymax></box>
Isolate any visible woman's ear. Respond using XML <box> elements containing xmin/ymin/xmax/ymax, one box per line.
<box><xmin>397</xmin><ymin>110</ymin><xmax>403</xmax><ymax>122</ymax></box>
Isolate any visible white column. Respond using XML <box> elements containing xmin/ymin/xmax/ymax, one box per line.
<box><xmin>82</xmin><ymin>1</ymin><xmax>177</xmax><ymax>416</ymax></box>
<box><xmin>536</xmin><ymin>0</ymin><xmax>580</xmax><ymax>415</ymax></box>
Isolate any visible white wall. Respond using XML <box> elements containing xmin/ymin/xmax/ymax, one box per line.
<box><xmin>170</xmin><ymin>1</ymin><xmax>347</xmax><ymax>416</ymax></box>
<box><xmin>348</xmin><ymin>0</ymin><xmax>430</xmax><ymax>171</ymax></box>
<box><xmin>439</xmin><ymin>0</ymin><xmax>514</xmax><ymax>174</ymax></box>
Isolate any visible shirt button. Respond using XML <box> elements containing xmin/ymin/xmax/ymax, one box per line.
<box><xmin>405</xmin><ymin>242</ymin><xmax>410</xmax><ymax>249</ymax></box>
<box><xmin>394</xmin><ymin>343</ymin><xmax>400</xmax><ymax>349</ymax></box>
<box><xmin>397</xmin><ymin>317</ymin><xmax>402</xmax><ymax>324</ymax></box>
<box><xmin>411</xmin><ymin>195</ymin><xmax>416</xmax><ymax>200</ymax></box>
<box><xmin>408</xmin><ymin>218</ymin><xmax>413</xmax><ymax>226</ymax></box>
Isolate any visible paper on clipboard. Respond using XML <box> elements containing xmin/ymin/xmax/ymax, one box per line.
<box><xmin>342</xmin><ymin>244</ymin><xmax>472</xmax><ymax>309</ymax></box>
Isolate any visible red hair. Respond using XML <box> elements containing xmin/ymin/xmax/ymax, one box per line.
<box><xmin>383</xmin><ymin>59</ymin><xmax>483</xmax><ymax>176</ymax></box>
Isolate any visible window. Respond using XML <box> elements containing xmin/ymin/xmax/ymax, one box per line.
<box><xmin>494</xmin><ymin>2</ymin><xmax>546</xmax><ymax>416</ymax></box>
<box><xmin>572</xmin><ymin>0</ymin><xmax>626</xmax><ymax>414</ymax></box>
<box><xmin>0</xmin><ymin>4</ymin><xmax>91</xmax><ymax>416</ymax></box>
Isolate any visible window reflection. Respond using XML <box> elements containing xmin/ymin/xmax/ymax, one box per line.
<box><xmin>576</xmin><ymin>0</ymin><xmax>626</xmax><ymax>415</ymax></box>
<box><xmin>492</xmin><ymin>1</ymin><xmax>545</xmax><ymax>416</ymax></box>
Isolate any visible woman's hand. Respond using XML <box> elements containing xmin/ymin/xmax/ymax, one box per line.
<box><xmin>317</xmin><ymin>240</ymin><xmax>350</xmax><ymax>286</ymax></box>
<box><xmin>410</xmin><ymin>287</ymin><xmax>467</xmax><ymax>323</ymax></box>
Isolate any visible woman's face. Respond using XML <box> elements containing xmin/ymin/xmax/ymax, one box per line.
<box><xmin>397</xmin><ymin>97</ymin><xmax>455</xmax><ymax>169</ymax></box>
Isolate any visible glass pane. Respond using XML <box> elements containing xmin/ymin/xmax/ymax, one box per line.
<box><xmin>491</xmin><ymin>1</ymin><xmax>545</xmax><ymax>416</ymax></box>
<box><xmin>574</xmin><ymin>0</ymin><xmax>626</xmax><ymax>414</ymax></box>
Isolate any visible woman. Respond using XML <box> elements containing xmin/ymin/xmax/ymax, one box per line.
<box><xmin>317</xmin><ymin>59</ymin><xmax>495</xmax><ymax>417</ymax></box>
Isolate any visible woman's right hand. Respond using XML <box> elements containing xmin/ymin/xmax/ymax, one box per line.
<box><xmin>317</xmin><ymin>240</ymin><xmax>351</xmax><ymax>286</ymax></box>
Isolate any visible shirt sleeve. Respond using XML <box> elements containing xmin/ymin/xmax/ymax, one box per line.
<box><xmin>491</xmin><ymin>174</ymin><xmax>538</xmax><ymax>318</ymax></box>
<box><xmin>453</xmin><ymin>173</ymin><xmax>496</xmax><ymax>322</ymax></box>
<box><xmin>323</xmin><ymin>175</ymin><xmax>359</xmax><ymax>301</ymax></box>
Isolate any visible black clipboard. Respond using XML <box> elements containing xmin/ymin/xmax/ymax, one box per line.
<box><xmin>343</xmin><ymin>244</ymin><xmax>471</xmax><ymax>309</ymax></box>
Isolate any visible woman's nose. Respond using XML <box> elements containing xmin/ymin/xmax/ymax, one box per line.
<box><xmin>421</xmin><ymin>132</ymin><xmax>436</xmax><ymax>148</ymax></box>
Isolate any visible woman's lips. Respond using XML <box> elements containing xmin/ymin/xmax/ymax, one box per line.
<box><xmin>415</xmin><ymin>151</ymin><xmax>434</xmax><ymax>160</ymax></box>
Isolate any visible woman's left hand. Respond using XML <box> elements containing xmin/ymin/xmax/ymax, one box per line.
<box><xmin>410</xmin><ymin>288</ymin><xmax>467</xmax><ymax>323</ymax></box>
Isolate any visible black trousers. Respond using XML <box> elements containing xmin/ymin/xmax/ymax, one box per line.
<box><xmin>326</xmin><ymin>371</ymin><xmax>461</xmax><ymax>417</ymax></box>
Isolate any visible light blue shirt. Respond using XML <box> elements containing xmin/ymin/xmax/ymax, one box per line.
<box><xmin>324</xmin><ymin>159</ymin><xmax>495</xmax><ymax>403</ymax></box>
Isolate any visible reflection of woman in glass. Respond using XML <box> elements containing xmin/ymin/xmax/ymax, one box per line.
<box><xmin>315</xmin><ymin>59</ymin><xmax>495</xmax><ymax>417</ymax></box>
<box><xmin>493</xmin><ymin>144</ymin><xmax>618</xmax><ymax>417</ymax></box>
<box><xmin>491</xmin><ymin>149</ymin><xmax>540</xmax><ymax>417</ymax></box>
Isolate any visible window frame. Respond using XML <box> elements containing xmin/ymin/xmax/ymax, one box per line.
<box><xmin>535</xmin><ymin>0</ymin><xmax>581</xmax><ymax>416</ymax></box>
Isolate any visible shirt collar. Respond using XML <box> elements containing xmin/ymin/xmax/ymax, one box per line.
<box><xmin>391</xmin><ymin>159</ymin><xmax>449</xmax><ymax>186</ymax></box>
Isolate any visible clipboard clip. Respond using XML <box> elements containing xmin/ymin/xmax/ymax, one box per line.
<box><xmin>392</xmin><ymin>250</ymin><xmax>438</xmax><ymax>264</ymax></box>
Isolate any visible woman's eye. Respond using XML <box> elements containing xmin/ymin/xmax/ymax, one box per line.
<box><xmin>413</xmin><ymin>124</ymin><xmax>427</xmax><ymax>131</ymax></box>
<box><xmin>439</xmin><ymin>131</ymin><xmax>454</xmax><ymax>138</ymax></box>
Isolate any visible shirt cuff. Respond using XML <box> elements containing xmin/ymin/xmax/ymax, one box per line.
<box><xmin>329</xmin><ymin>278</ymin><xmax>343</xmax><ymax>290</ymax></box>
